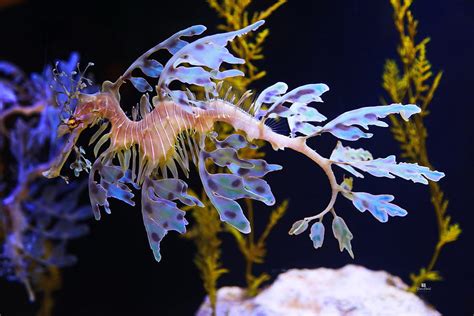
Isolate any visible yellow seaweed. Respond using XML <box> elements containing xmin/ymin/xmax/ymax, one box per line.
<box><xmin>382</xmin><ymin>0</ymin><xmax>461</xmax><ymax>292</ymax></box>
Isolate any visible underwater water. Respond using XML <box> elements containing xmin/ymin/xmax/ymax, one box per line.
<box><xmin>0</xmin><ymin>0</ymin><xmax>473</xmax><ymax>315</ymax></box>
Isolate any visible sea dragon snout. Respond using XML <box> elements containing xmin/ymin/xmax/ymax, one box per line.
<box><xmin>43</xmin><ymin>93</ymin><xmax>103</xmax><ymax>179</ymax></box>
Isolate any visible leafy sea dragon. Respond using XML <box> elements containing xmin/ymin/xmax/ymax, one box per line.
<box><xmin>43</xmin><ymin>20</ymin><xmax>444</xmax><ymax>261</ymax></box>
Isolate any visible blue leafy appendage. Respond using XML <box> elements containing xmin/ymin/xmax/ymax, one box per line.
<box><xmin>159</xmin><ymin>21</ymin><xmax>264</xmax><ymax>98</ymax></box>
<box><xmin>198</xmin><ymin>134</ymin><xmax>281</xmax><ymax>233</ymax></box>
<box><xmin>318</xmin><ymin>104</ymin><xmax>421</xmax><ymax>141</ymax></box>
<box><xmin>330</xmin><ymin>141</ymin><xmax>444</xmax><ymax>184</ymax></box>
<box><xmin>255</xmin><ymin>83</ymin><xmax>329</xmax><ymax>136</ymax></box>
<box><xmin>259</xmin><ymin>80</ymin><xmax>445</xmax><ymax>257</ymax></box>
<box><xmin>89</xmin><ymin>161</ymin><xmax>136</xmax><ymax>220</ymax></box>
<box><xmin>330</xmin><ymin>141</ymin><xmax>444</xmax><ymax>222</ymax></box>
<box><xmin>347</xmin><ymin>192</ymin><xmax>407</xmax><ymax>223</ymax></box>
<box><xmin>141</xmin><ymin>177</ymin><xmax>202</xmax><ymax>261</ymax></box>
<box><xmin>88</xmin><ymin>159</ymin><xmax>203</xmax><ymax>262</ymax></box>
<box><xmin>115</xmin><ymin>20</ymin><xmax>264</xmax><ymax>114</ymax></box>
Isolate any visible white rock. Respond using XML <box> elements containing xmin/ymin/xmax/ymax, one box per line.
<box><xmin>196</xmin><ymin>265</ymin><xmax>440</xmax><ymax>316</ymax></box>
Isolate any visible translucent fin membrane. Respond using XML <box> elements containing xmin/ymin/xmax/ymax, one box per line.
<box><xmin>88</xmin><ymin>161</ymin><xmax>135</xmax><ymax>220</ymax></box>
<box><xmin>141</xmin><ymin>177</ymin><xmax>202</xmax><ymax>261</ymax></box>
<box><xmin>110</xmin><ymin>20</ymin><xmax>264</xmax><ymax>115</ymax></box>
<box><xmin>316</xmin><ymin>104</ymin><xmax>420</xmax><ymax>140</ymax></box>
<box><xmin>159</xmin><ymin>21</ymin><xmax>264</xmax><ymax>93</ymax></box>
<box><xmin>256</xmin><ymin>83</ymin><xmax>329</xmax><ymax>136</ymax></box>
<box><xmin>330</xmin><ymin>141</ymin><xmax>444</xmax><ymax>184</ymax></box>
<box><xmin>198</xmin><ymin>134</ymin><xmax>281</xmax><ymax>233</ymax></box>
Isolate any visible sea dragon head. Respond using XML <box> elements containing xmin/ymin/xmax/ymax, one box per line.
<box><xmin>42</xmin><ymin>59</ymin><xmax>104</xmax><ymax>179</ymax></box>
<box><xmin>44</xmin><ymin>87</ymin><xmax>125</xmax><ymax>179</ymax></box>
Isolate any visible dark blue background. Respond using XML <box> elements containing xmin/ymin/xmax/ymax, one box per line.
<box><xmin>1</xmin><ymin>0</ymin><xmax>473</xmax><ymax>315</ymax></box>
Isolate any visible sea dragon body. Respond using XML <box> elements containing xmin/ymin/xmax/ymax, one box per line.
<box><xmin>44</xmin><ymin>20</ymin><xmax>444</xmax><ymax>261</ymax></box>
<box><xmin>62</xmin><ymin>92</ymin><xmax>315</xmax><ymax>177</ymax></box>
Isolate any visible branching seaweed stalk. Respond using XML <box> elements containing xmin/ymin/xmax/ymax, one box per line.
<box><xmin>183</xmin><ymin>190</ymin><xmax>228</xmax><ymax>314</ymax></box>
<box><xmin>382</xmin><ymin>0</ymin><xmax>461</xmax><ymax>292</ymax></box>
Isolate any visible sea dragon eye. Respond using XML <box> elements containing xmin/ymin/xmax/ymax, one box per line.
<box><xmin>67</xmin><ymin>117</ymin><xmax>79</xmax><ymax>129</ymax></box>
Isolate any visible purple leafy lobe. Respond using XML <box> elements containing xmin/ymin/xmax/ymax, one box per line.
<box><xmin>205</xmin><ymin>147</ymin><xmax>254</xmax><ymax>168</ymax></box>
<box><xmin>310</xmin><ymin>222</ymin><xmax>325</xmax><ymax>249</ymax></box>
<box><xmin>254</xmin><ymin>82</ymin><xmax>288</xmax><ymax>114</ymax></box>
<box><xmin>330</xmin><ymin>141</ymin><xmax>445</xmax><ymax>184</ymax></box>
<box><xmin>139</xmin><ymin>59</ymin><xmax>163</xmax><ymax>78</ymax></box>
<box><xmin>256</xmin><ymin>83</ymin><xmax>329</xmax><ymax>137</ymax></box>
<box><xmin>332</xmin><ymin>216</ymin><xmax>354</xmax><ymax>258</ymax></box>
<box><xmin>343</xmin><ymin>191</ymin><xmax>408</xmax><ymax>223</ymax></box>
<box><xmin>212</xmin><ymin>133</ymin><xmax>256</xmax><ymax>150</ymax></box>
<box><xmin>198</xmin><ymin>134</ymin><xmax>280</xmax><ymax>233</ymax></box>
<box><xmin>141</xmin><ymin>177</ymin><xmax>201</xmax><ymax>262</ymax></box>
<box><xmin>116</xmin><ymin>24</ymin><xmax>206</xmax><ymax>104</ymax></box>
<box><xmin>130</xmin><ymin>77</ymin><xmax>153</xmax><ymax>93</ymax></box>
<box><xmin>89</xmin><ymin>162</ymin><xmax>135</xmax><ymax>220</ymax></box>
<box><xmin>227</xmin><ymin>158</ymin><xmax>282</xmax><ymax>177</ymax></box>
<box><xmin>319</xmin><ymin>104</ymin><xmax>420</xmax><ymax>140</ymax></box>
<box><xmin>158</xmin><ymin>21</ymin><xmax>264</xmax><ymax>112</ymax></box>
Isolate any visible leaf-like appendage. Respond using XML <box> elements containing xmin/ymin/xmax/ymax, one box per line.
<box><xmin>286</xmin><ymin>113</ymin><xmax>322</xmax><ymax>136</ymax></box>
<box><xmin>89</xmin><ymin>180</ymin><xmax>108</xmax><ymax>219</ymax></box>
<box><xmin>205</xmin><ymin>147</ymin><xmax>254</xmax><ymax>168</ymax></box>
<box><xmin>89</xmin><ymin>162</ymin><xmax>135</xmax><ymax>220</ymax></box>
<box><xmin>332</xmin><ymin>216</ymin><xmax>354</xmax><ymax>258</ymax></box>
<box><xmin>198</xmin><ymin>134</ymin><xmax>280</xmax><ymax>233</ymax></box>
<box><xmin>318</xmin><ymin>104</ymin><xmax>420</xmax><ymax>140</ymax></box>
<box><xmin>146</xmin><ymin>178</ymin><xmax>203</xmax><ymax>207</ymax></box>
<box><xmin>158</xmin><ymin>20</ymin><xmax>264</xmax><ymax>109</ymax></box>
<box><xmin>227</xmin><ymin>158</ymin><xmax>282</xmax><ymax>177</ymax></box>
<box><xmin>256</xmin><ymin>83</ymin><xmax>329</xmax><ymax>136</ymax></box>
<box><xmin>141</xmin><ymin>177</ymin><xmax>199</xmax><ymax>262</ymax></box>
<box><xmin>310</xmin><ymin>222</ymin><xmax>325</xmax><ymax>249</ymax></box>
<box><xmin>288</xmin><ymin>219</ymin><xmax>308</xmax><ymax>235</ymax></box>
<box><xmin>331</xmin><ymin>141</ymin><xmax>445</xmax><ymax>184</ymax></box>
<box><xmin>169</xmin><ymin>67</ymin><xmax>219</xmax><ymax>90</ymax></box>
<box><xmin>163</xmin><ymin>25</ymin><xmax>207</xmax><ymax>54</ymax></box>
<box><xmin>343</xmin><ymin>191</ymin><xmax>408</xmax><ymax>222</ymax></box>
<box><xmin>281</xmin><ymin>103</ymin><xmax>328</xmax><ymax>123</ymax></box>
<box><xmin>254</xmin><ymin>82</ymin><xmax>288</xmax><ymax>114</ymax></box>
<box><xmin>212</xmin><ymin>133</ymin><xmax>255</xmax><ymax>150</ymax></box>
<box><xmin>168</xmin><ymin>90</ymin><xmax>193</xmax><ymax>112</ymax></box>
<box><xmin>265</xmin><ymin>84</ymin><xmax>329</xmax><ymax>117</ymax></box>
<box><xmin>139</xmin><ymin>59</ymin><xmax>163</xmax><ymax>78</ymax></box>
<box><xmin>201</xmin><ymin>168</ymin><xmax>275</xmax><ymax>206</ymax></box>
<box><xmin>114</xmin><ymin>24</ymin><xmax>206</xmax><ymax>98</ymax></box>
<box><xmin>130</xmin><ymin>77</ymin><xmax>152</xmax><ymax>93</ymax></box>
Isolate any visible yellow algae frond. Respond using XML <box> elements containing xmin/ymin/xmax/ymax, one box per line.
<box><xmin>382</xmin><ymin>0</ymin><xmax>460</xmax><ymax>292</ymax></box>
